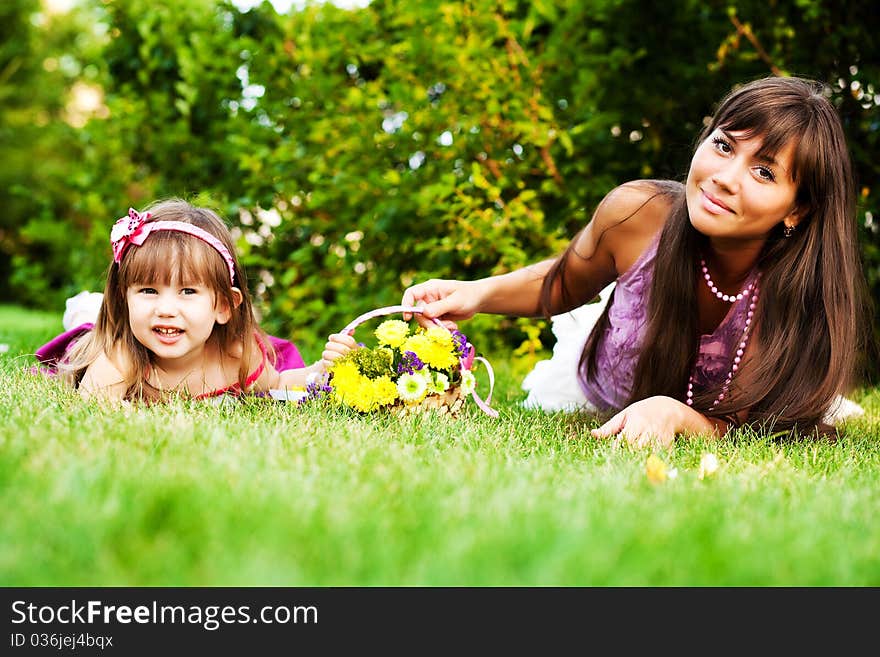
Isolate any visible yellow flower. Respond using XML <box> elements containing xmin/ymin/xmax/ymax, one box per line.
<box><xmin>347</xmin><ymin>386</ymin><xmax>378</xmax><ymax>412</ymax></box>
<box><xmin>370</xmin><ymin>376</ymin><xmax>399</xmax><ymax>407</ymax></box>
<box><xmin>330</xmin><ymin>360</ymin><xmax>368</xmax><ymax>410</ymax></box>
<box><xmin>375</xmin><ymin>320</ymin><xmax>409</xmax><ymax>348</ymax></box>
<box><xmin>329</xmin><ymin>361</ymin><xmax>361</xmax><ymax>395</ymax></box>
<box><xmin>402</xmin><ymin>334</ymin><xmax>457</xmax><ymax>370</ymax></box>
<box><xmin>425</xmin><ymin>326</ymin><xmax>454</xmax><ymax>351</ymax></box>
<box><xmin>329</xmin><ymin>361</ymin><xmax>373</xmax><ymax>411</ymax></box>
<box><xmin>400</xmin><ymin>334</ymin><xmax>430</xmax><ymax>358</ymax></box>
<box><xmin>698</xmin><ymin>453</ymin><xmax>719</xmax><ymax>480</ymax></box>
<box><xmin>645</xmin><ymin>454</ymin><xmax>668</xmax><ymax>484</ymax></box>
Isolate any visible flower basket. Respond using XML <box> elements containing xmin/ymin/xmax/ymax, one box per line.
<box><xmin>315</xmin><ymin>305</ymin><xmax>497</xmax><ymax>418</ymax></box>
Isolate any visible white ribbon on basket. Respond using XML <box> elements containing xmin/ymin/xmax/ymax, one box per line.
<box><xmin>341</xmin><ymin>305</ymin><xmax>498</xmax><ymax>418</ymax></box>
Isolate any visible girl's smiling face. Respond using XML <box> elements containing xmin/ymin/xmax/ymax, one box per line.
<box><xmin>126</xmin><ymin>281</ymin><xmax>232</xmax><ymax>368</ymax></box>
<box><xmin>686</xmin><ymin>129</ymin><xmax>803</xmax><ymax>242</ymax></box>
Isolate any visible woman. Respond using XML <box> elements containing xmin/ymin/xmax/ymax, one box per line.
<box><xmin>402</xmin><ymin>76</ymin><xmax>872</xmax><ymax>447</ymax></box>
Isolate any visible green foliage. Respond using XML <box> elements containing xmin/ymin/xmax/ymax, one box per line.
<box><xmin>344</xmin><ymin>345</ymin><xmax>394</xmax><ymax>380</ymax></box>
<box><xmin>0</xmin><ymin>0</ymin><xmax>100</xmax><ymax>303</ymax></box>
<box><xmin>2</xmin><ymin>0</ymin><xmax>878</xmax><ymax>361</ymax></box>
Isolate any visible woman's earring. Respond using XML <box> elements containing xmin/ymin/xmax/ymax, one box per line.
<box><xmin>784</xmin><ymin>224</ymin><xmax>795</xmax><ymax>238</ymax></box>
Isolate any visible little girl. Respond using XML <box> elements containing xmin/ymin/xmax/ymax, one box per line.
<box><xmin>35</xmin><ymin>199</ymin><xmax>355</xmax><ymax>402</ymax></box>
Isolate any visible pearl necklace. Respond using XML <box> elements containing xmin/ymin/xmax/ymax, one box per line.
<box><xmin>700</xmin><ymin>257</ymin><xmax>753</xmax><ymax>302</ymax></box>
<box><xmin>687</xmin><ymin>272</ymin><xmax>761</xmax><ymax>410</ymax></box>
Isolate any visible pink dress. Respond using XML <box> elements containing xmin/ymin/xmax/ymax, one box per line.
<box><xmin>34</xmin><ymin>323</ymin><xmax>306</xmax><ymax>397</ymax></box>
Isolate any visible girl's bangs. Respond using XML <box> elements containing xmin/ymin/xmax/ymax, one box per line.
<box><xmin>120</xmin><ymin>232</ymin><xmax>225</xmax><ymax>287</ymax></box>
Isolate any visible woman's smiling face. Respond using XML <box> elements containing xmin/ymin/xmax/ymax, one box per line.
<box><xmin>686</xmin><ymin>128</ymin><xmax>803</xmax><ymax>242</ymax></box>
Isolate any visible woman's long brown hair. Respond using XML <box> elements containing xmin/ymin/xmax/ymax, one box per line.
<box><xmin>542</xmin><ymin>76</ymin><xmax>872</xmax><ymax>434</ymax></box>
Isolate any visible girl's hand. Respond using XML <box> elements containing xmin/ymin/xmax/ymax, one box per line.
<box><xmin>401</xmin><ymin>278</ymin><xmax>481</xmax><ymax>329</ymax></box>
<box><xmin>321</xmin><ymin>333</ymin><xmax>357</xmax><ymax>368</ymax></box>
<box><xmin>590</xmin><ymin>396</ymin><xmax>722</xmax><ymax>449</ymax></box>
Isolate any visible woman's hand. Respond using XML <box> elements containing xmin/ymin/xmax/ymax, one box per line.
<box><xmin>590</xmin><ymin>395</ymin><xmax>723</xmax><ymax>449</ymax></box>
<box><xmin>321</xmin><ymin>333</ymin><xmax>358</xmax><ymax>368</ymax></box>
<box><xmin>401</xmin><ymin>278</ymin><xmax>482</xmax><ymax>329</ymax></box>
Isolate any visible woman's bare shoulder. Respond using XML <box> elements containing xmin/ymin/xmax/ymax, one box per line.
<box><xmin>595</xmin><ymin>180</ymin><xmax>680</xmax><ymax>230</ymax></box>
<box><xmin>591</xmin><ymin>179</ymin><xmax>681</xmax><ymax>273</ymax></box>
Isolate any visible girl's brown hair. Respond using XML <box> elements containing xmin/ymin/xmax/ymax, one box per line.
<box><xmin>62</xmin><ymin>199</ymin><xmax>271</xmax><ymax>399</ymax></box>
<box><xmin>543</xmin><ymin>76</ymin><xmax>872</xmax><ymax>434</ymax></box>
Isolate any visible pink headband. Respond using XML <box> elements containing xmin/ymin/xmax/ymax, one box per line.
<box><xmin>110</xmin><ymin>208</ymin><xmax>236</xmax><ymax>285</ymax></box>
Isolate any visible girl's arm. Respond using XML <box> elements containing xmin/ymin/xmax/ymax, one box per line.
<box><xmin>590</xmin><ymin>396</ymin><xmax>730</xmax><ymax>449</ymax></box>
<box><xmin>257</xmin><ymin>333</ymin><xmax>357</xmax><ymax>391</ymax></box>
<box><xmin>274</xmin><ymin>362</ymin><xmax>323</xmax><ymax>390</ymax></box>
<box><xmin>79</xmin><ymin>351</ymin><xmax>129</xmax><ymax>402</ymax></box>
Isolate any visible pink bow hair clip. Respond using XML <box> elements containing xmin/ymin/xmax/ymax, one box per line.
<box><xmin>111</xmin><ymin>208</ymin><xmax>152</xmax><ymax>263</ymax></box>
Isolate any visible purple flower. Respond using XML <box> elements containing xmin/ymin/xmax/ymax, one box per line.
<box><xmin>451</xmin><ymin>330</ymin><xmax>469</xmax><ymax>356</ymax></box>
<box><xmin>301</xmin><ymin>380</ymin><xmax>333</xmax><ymax>404</ymax></box>
<box><xmin>397</xmin><ymin>350</ymin><xmax>425</xmax><ymax>375</ymax></box>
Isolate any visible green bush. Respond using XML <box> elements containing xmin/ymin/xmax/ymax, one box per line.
<box><xmin>2</xmin><ymin>0</ymin><xmax>878</xmax><ymax>360</ymax></box>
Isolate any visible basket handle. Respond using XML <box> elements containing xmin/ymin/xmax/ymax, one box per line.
<box><xmin>339</xmin><ymin>304</ymin><xmax>498</xmax><ymax>418</ymax></box>
<box><xmin>341</xmin><ymin>305</ymin><xmax>443</xmax><ymax>335</ymax></box>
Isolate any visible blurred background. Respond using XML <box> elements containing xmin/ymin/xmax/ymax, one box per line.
<box><xmin>2</xmin><ymin>0</ymin><xmax>877</xmax><ymax>359</ymax></box>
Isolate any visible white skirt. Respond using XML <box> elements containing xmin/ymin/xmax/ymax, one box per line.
<box><xmin>520</xmin><ymin>283</ymin><xmax>614</xmax><ymax>413</ymax></box>
<box><xmin>62</xmin><ymin>291</ymin><xmax>103</xmax><ymax>330</ymax></box>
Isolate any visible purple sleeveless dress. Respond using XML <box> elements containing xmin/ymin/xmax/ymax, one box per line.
<box><xmin>34</xmin><ymin>323</ymin><xmax>306</xmax><ymax>377</ymax></box>
<box><xmin>579</xmin><ymin>235</ymin><xmax>757</xmax><ymax>411</ymax></box>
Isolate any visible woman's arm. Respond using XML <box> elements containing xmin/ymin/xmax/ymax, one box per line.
<box><xmin>590</xmin><ymin>396</ymin><xmax>730</xmax><ymax>449</ymax></box>
<box><xmin>401</xmin><ymin>259</ymin><xmax>559</xmax><ymax>324</ymax></box>
<box><xmin>402</xmin><ymin>181</ymin><xmax>669</xmax><ymax>323</ymax></box>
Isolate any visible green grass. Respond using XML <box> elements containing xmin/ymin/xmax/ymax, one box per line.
<box><xmin>1</xmin><ymin>304</ymin><xmax>879</xmax><ymax>586</ymax></box>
